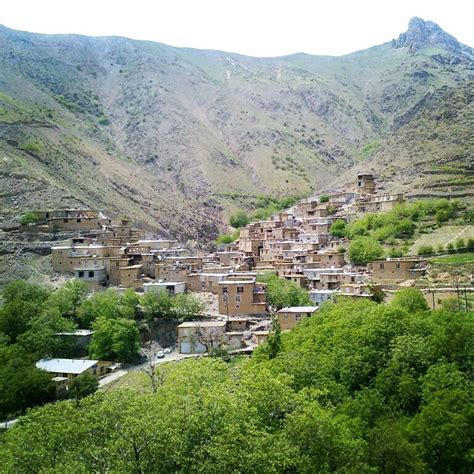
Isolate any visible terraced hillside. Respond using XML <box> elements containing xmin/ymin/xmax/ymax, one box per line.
<box><xmin>0</xmin><ymin>17</ymin><xmax>472</xmax><ymax>245</ymax></box>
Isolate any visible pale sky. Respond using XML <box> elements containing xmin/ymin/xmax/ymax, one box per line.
<box><xmin>1</xmin><ymin>0</ymin><xmax>473</xmax><ymax>57</ymax></box>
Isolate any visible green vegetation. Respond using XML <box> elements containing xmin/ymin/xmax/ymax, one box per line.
<box><xmin>429</xmin><ymin>252</ymin><xmax>474</xmax><ymax>265</ymax></box>
<box><xmin>348</xmin><ymin>237</ymin><xmax>384</xmax><ymax>265</ymax></box>
<box><xmin>20</xmin><ymin>140</ymin><xmax>42</xmax><ymax>155</ymax></box>
<box><xmin>417</xmin><ymin>244</ymin><xmax>434</xmax><ymax>256</ymax></box>
<box><xmin>320</xmin><ymin>195</ymin><xmax>329</xmax><ymax>203</ymax></box>
<box><xmin>229</xmin><ymin>210</ymin><xmax>250</xmax><ymax>228</ymax></box>
<box><xmin>19</xmin><ymin>211</ymin><xmax>39</xmax><ymax>226</ymax></box>
<box><xmin>68</xmin><ymin>372</ymin><xmax>98</xmax><ymax>404</ymax></box>
<box><xmin>141</xmin><ymin>290</ymin><xmax>204</xmax><ymax>321</ymax></box>
<box><xmin>229</xmin><ymin>195</ymin><xmax>301</xmax><ymax>228</ymax></box>
<box><xmin>0</xmin><ymin>280</ymin><xmax>203</xmax><ymax>418</ymax></box>
<box><xmin>256</xmin><ymin>273</ymin><xmax>311</xmax><ymax>310</ymax></box>
<box><xmin>1</xmin><ymin>293</ymin><xmax>472</xmax><ymax>472</ymax></box>
<box><xmin>215</xmin><ymin>229</ymin><xmax>240</xmax><ymax>245</ymax></box>
<box><xmin>329</xmin><ymin>218</ymin><xmax>346</xmax><ymax>237</ymax></box>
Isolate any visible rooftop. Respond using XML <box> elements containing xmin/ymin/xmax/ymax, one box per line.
<box><xmin>178</xmin><ymin>321</ymin><xmax>227</xmax><ymax>328</ymax></box>
<box><xmin>278</xmin><ymin>306</ymin><xmax>319</xmax><ymax>313</ymax></box>
<box><xmin>36</xmin><ymin>358</ymin><xmax>99</xmax><ymax>374</ymax></box>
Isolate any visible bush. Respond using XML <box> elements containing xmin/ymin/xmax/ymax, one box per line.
<box><xmin>437</xmin><ymin>244</ymin><xmax>444</xmax><ymax>253</ymax></box>
<box><xmin>229</xmin><ymin>210</ymin><xmax>250</xmax><ymax>228</ymax></box>
<box><xmin>20</xmin><ymin>211</ymin><xmax>38</xmax><ymax>226</ymax></box>
<box><xmin>447</xmin><ymin>243</ymin><xmax>455</xmax><ymax>253</ymax></box>
<box><xmin>388</xmin><ymin>248</ymin><xmax>404</xmax><ymax>258</ymax></box>
<box><xmin>21</xmin><ymin>140</ymin><xmax>42</xmax><ymax>154</ymax></box>
<box><xmin>466</xmin><ymin>238</ymin><xmax>474</xmax><ymax>251</ymax></box>
<box><xmin>320</xmin><ymin>195</ymin><xmax>329</xmax><ymax>203</ymax></box>
<box><xmin>455</xmin><ymin>238</ymin><xmax>465</xmax><ymax>250</ymax></box>
<box><xmin>348</xmin><ymin>237</ymin><xmax>384</xmax><ymax>265</ymax></box>
<box><xmin>417</xmin><ymin>245</ymin><xmax>434</xmax><ymax>256</ymax></box>
<box><xmin>330</xmin><ymin>219</ymin><xmax>346</xmax><ymax>238</ymax></box>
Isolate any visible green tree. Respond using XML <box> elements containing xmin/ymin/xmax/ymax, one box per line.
<box><xmin>330</xmin><ymin>219</ymin><xmax>347</xmax><ymax>238</ymax></box>
<box><xmin>68</xmin><ymin>371</ymin><xmax>98</xmax><ymax>404</ymax></box>
<box><xmin>46</xmin><ymin>280</ymin><xmax>89</xmax><ymax>322</ymax></box>
<box><xmin>0</xmin><ymin>344</ymin><xmax>55</xmax><ymax>419</ymax></box>
<box><xmin>266</xmin><ymin>314</ymin><xmax>282</xmax><ymax>359</ymax></box>
<box><xmin>257</xmin><ymin>273</ymin><xmax>311</xmax><ymax>310</ymax></box>
<box><xmin>417</xmin><ymin>244</ymin><xmax>433</xmax><ymax>256</ymax></box>
<box><xmin>20</xmin><ymin>211</ymin><xmax>39</xmax><ymax>226</ymax></box>
<box><xmin>229</xmin><ymin>210</ymin><xmax>250</xmax><ymax>228</ymax></box>
<box><xmin>0</xmin><ymin>281</ymin><xmax>50</xmax><ymax>343</ymax></box>
<box><xmin>141</xmin><ymin>290</ymin><xmax>173</xmax><ymax>320</ymax></box>
<box><xmin>320</xmin><ymin>195</ymin><xmax>329</xmax><ymax>203</ymax></box>
<box><xmin>455</xmin><ymin>237</ymin><xmax>465</xmax><ymax>250</ymax></box>
<box><xmin>348</xmin><ymin>237</ymin><xmax>384</xmax><ymax>265</ymax></box>
<box><xmin>89</xmin><ymin>316</ymin><xmax>140</xmax><ymax>362</ymax></box>
<box><xmin>391</xmin><ymin>288</ymin><xmax>428</xmax><ymax>313</ymax></box>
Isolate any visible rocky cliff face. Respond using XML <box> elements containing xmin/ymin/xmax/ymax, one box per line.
<box><xmin>0</xmin><ymin>18</ymin><xmax>471</xmax><ymax>249</ymax></box>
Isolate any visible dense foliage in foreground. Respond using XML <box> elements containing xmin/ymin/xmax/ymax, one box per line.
<box><xmin>1</xmin><ymin>291</ymin><xmax>472</xmax><ymax>473</ymax></box>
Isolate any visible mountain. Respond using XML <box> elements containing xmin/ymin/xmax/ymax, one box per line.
<box><xmin>0</xmin><ymin>17</ymin><xmax>472</xmax><ymax>244</ymax></box>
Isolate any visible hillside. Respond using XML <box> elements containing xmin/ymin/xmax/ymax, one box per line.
<box><xmin>0</xmin><ymin>17</ymin><xmax>472</xmax><ymax>244</ymax></box>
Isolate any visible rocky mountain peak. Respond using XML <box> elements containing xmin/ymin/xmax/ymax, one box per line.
<box><xmin>393</xmin><ymin>17</ymin><xmax>463</xmax><ymax>52</ymax></box>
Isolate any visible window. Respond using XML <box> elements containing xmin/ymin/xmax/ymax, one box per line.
<box><xmin>78</xmin><ymin>271</ymin><xmax>84</xmax><ymax>278</ymax></box>
<box><xmin>63</xmin><ymin>219</ymin><xmax>68</xmax><ymax>223</ymax></box>
<box><xmin>237</xmin><ymin>286</ymin><xmax>244</xmax><ymax>293</ymax></box>
<box><xmin>379</xmin><ymin>263</ymin><xmax>384</xmax><ymax>269</ymax></box>
<box><xmin>295</xmin><ymin>314</ymin><xmax>301</xmax><ymax>321</ymax></box>
<box><xmin>351</xmin><ymin>276</ymin><xmax>355</xmax><ymax>282</ymax></box>
<box><xmin>235</xmin><ymin>295</ymin><xmax>241</xmax><ymax>303</ymax></box>
<box><xmin>222</xmin><ymin>286</ymin><xmax>228</xmax><ymax>294</ymax></box>
<box><xmin>396</xmin><ymin>262</ymin><xmax>401</xmax><ymax>270</ymax></box>
<box><xmin>77</xmin><ymin>218</ymin><xmax>81</xmax><ymax>223</ymax></box>
<box><xmin>88</xmin><ymin>271</ymin><xmax>94</xmax><ymax>278</ymax></box>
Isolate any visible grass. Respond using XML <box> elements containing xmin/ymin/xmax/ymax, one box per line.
<box><xmin>409</xmin><ymin>225</ymin><xmax>474</xmax><ymax>254</ymax></box>
<box><xmin>429</xmin><ymin>252</ymin><xmax>474</xmax><ymax>265</ymax></box>
<box><xmin>102</xmin><ymin>356</ymin><xmax>250</xmax><ymax>393</ymax></box>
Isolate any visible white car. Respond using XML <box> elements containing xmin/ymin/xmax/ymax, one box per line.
<box><xmin>155</xmin><ymin>351</ymin><xmax>165</xmax><ymax>359</ymax></box>
<box><xmin>163</xmin><ymin>347</ymin><xmax>172</xmax><ymax>354</ymax></box>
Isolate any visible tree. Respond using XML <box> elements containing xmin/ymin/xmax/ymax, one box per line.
<box><xmin>417</xmin><ymin>244</ymin><xmax>434</xmax><ymax>256</ymax></box>
<box><xmin>330</xmin><ymin>219</ymin><xmax>346</xmax><ymax>238</ymax></box>
<box><xmin>320</xmin><ymin>195</ymin><xmax>329</xmax><ymax>203</ymax></box>
<box><xmin>229</xmin><ymin>210</ymin><xmax>250</xmax><ymax>228</ymax></box>
<box><xmin>266</xmin><ymin>314</ymin><xmax>282</xmax><ymax>359</ymax></box>
<box><xmin>0</xmin><ymin>281</ymin><xmax>50</xmax><ymax>343</ymax></box>
<box><xmin>257</xmin><ymin>273</ymin><xmax>311</xmax><ymax>310</ymax></box>
<box><xmin>171</xmin><ymin>293</ymin><xmax>204</xmax><ymax>320</ymax></box>
<box><xmin>348</xmin><ymin>237</ymin><xmax>384</xmax><ymax>265</ymax></box>
<box><xmin>141</xmin><ymin>289</ymin><xmax>173</xmax><ymax>321</ymax></box>
<box><xmin>68</xmin><ymin>371</ymin><xmax>98</xmax><ymax>404</ymax></box>
<box><xmin>47</xmin><ymin>280</ymin><xmax>89</xmax><ymax>322</ymax></box>
<box><xmin>0</xmin><ymin>344</ymin><xmax>55</xmax><ymax>419</ymax></box>
<box><xmin>391</xmin><ymin>288</ymin><xmax>428</xmax><ymax>313</ymax></box>
<box><xmin>20</xmin><ymin>211</ymin><xmax>39</xmax><ymax>226</ymax></box>
<box><xmin>89</xmin><ymin>316</ymin><xmax>140</xmax><ymax>362</ymax></box>
<box><xmin>455</xmin><ymin>238</ymin><xmax>465</xmax><ymax>250</ymax></box>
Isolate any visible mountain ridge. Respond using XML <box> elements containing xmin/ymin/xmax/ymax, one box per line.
<box><xmin>0</xmin><ymin>18</ymin><xmax>472</xmax><ymax>246</ymax></box>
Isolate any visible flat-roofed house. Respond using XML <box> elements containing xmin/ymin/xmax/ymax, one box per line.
<box><xmin>368</xmin><ymin>258</ymin><xmax>426</xmax><ymax>283</ymax></box>
<box><xmin>277</xmin><ymin>306</ymin><xmax>319</xmax><ymax>330</ymax></box>
<box><xmin>36</xmin><ymin>358</ymin><xmax>103</xmax><ymax>382</ymax></box>
<box><xmin>218</xmin><ymin>279</ymin><xmax>267</xmax><ymax>316</ymax></box>
<box><xmin>177</xmin><ymin>321</ymin><xmax>227</xmax><ymax>354</ymax></box>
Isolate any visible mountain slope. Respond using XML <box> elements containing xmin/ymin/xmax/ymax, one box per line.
<box><xmin>0</xmin><ymin>17</ymin><xmax>472</xmax><ymax>244</ymax></box>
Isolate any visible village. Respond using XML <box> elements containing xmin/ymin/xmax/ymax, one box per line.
<box><xmin>10</xmin><ymin>172</ymin><xmax>471</xmax><ymax>394</ymax></box>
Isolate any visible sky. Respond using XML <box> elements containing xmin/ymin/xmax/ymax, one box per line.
<box><xmin>1</xmin><ymin>0</ymin><xmax>473</xmax><ymax>57</ymax></box>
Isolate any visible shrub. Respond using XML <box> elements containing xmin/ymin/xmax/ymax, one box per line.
<box><xmin>466</xmin><ymin>238</ymin><xmax>474</xmax><ymax>251</ymax></box>
<box><xmin>455</xmin><ymin>238</ymin><xmax>465</xmax><ymax>250</ymax></box>
<box><xmin>330</xmin><ymin>219</ymin><xmax>346</xmax><ymax>238</ymax></box>
<box><xmin>437</xmin><ymin>244</ymin><xmax>444</xmax><ymax>253</ymax></box>
<box><xmin>320</xmin><ymin>195</ymin><xmax>329</xmax><ymax>203</ymax></box>
<box><xmin>21</xmin><ymin>140</ymin><xmax>41</xmax><ymax>154</ymax></box>
<box><xmin>417</xmin><ymin>245</ymin><xmax>434</xmax><ymax>256</ymax></box>
<box><xmin>388</xmin><ymin>248</ymin><xmax>404</xmax><ymax>258</ymax></box>
<box><xmin>447</xmin><ymin>243</ymin><xmax>455</xmax><ymax>253</ymax></box>
<box><xmin>348</xmin><ymin>237</ymin><xmax>384</xmax><ymax>265</ymax></box>
<box><xmin>20</xmin><ymin>211</ymin><xmax>38</xmax><ymax>226</ymax></box>
<box><xmin>229</xmin><ymin>210</ymin><xmax>250</xmax><ymax>228</ymax></box>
